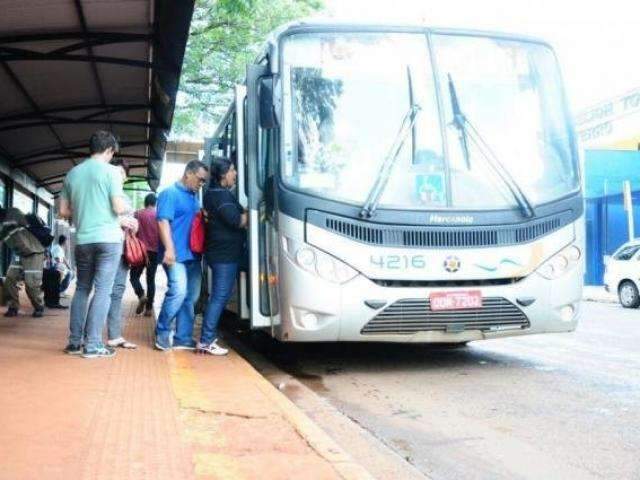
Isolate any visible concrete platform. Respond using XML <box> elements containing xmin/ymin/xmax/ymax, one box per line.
<box><xmin>0</xmin><ymin>288</ymin><xmax>372</xmax><ymax>480</ymax></box>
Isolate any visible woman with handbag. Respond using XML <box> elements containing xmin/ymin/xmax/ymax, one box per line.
<box><xmin>105</xmin><ymin>159</ymin><xmax>141</xmax><ymax>349</ymax></box>
<box><xmin>196</xmin><ymin>159</ymin><xmax>247</xmax><ymax>355</ymax></box>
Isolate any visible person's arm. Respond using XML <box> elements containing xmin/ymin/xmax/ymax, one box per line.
<box><xmin>107</xmin><ymin>165</ymin><xmax>127</xmax><ymax>215</ymax></box>
<box><xmin>59</xmin><ymin>181</ymin><xmax>72</xmax><ymax>219</ymax></box>
<box><xmin>158</xmin><ymin>220</ymin><xmax>175</xmax><ymax>266</ymax></box>
<box><xmin>58</xmin><ymin>197</ymin><xmax>72</xmax><ymax>219</ymax></box>
<box><xmin>214</xmin><ymin>192</ymin><xmax>247</xmax><ymax>230</ymax></box>
<box><xmin>111</xmin><ymin>196</ymin><xmax>126</xmax><ymax>215</ymax></box>
<box><xmin>156</xmin><ymin>190</ymin><xmax>176</xmax><ymax>266</ymax></box>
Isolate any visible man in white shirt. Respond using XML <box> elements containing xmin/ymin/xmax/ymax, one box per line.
<box><xmin>51</xmin><ymin>234</ymin><xmax>73</xmax><ymax>293</ymax></box>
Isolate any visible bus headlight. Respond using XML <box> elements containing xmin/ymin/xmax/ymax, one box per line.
<box><xmin>536</xmin><ymin>244</ymin><xmax>581</xmax><ymax>280</ymax></box>
<box><xmin>285</xmin><ymin>237</ymin><xmax>358</xmax><ymax>284</ymax></box>
<box><xmin>295</xmin><ymin>248</ymin><xmax>316</xmax><ymax>269</ymax></box>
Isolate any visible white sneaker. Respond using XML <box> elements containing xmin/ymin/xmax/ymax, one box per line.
<box><xmin>196</xmin><ymin>340</ymin><xmax>229</xmax><ymax>356</ymax></box>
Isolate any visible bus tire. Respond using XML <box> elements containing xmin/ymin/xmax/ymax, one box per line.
<box><xmin>618</xmin><ymin>281</ymin><xmax>640</xmax><ymax>308</ymax></box>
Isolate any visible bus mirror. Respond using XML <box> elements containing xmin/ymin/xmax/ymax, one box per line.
<box><xmin>259</xmin><ymin>76</ymin><xmax>278</xmax><ymax>129</ymax></box>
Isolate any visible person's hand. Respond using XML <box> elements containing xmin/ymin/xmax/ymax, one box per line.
<box><xmin>163</xmin><ymin>248</ymin><xmax>176</xmax><ymax>267</ymax></box>
<box><xmin>119</xmin><ymin>216</ymin><xmax>138</xmax><ymax>232</ymax></box>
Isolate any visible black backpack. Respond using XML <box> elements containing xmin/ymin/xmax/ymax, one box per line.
<box><xmin>24</xmin><ymin>213</ymin><xmax>54</xmax><ymax>248</ymax></box>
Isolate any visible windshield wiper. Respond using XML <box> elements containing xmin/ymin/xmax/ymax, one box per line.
<box><xmin>359</xmin><ymin>103</ymin><xmax>421</xmax><ymax>219</ymax></box>
<box><xmin>447</xmin><ymin>74</ymin><xmax>471</xmax><ymax>169</ymax></box>
<box><xmin>447</xmin><ymin>74</ymin><xmax>535</xmax><ymax>219</ymax></box>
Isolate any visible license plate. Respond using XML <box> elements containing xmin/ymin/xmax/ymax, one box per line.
<box><xmin>430</xmin><ymin>290</ymin><xmax>482</xmax><ymax>311</ymax></box>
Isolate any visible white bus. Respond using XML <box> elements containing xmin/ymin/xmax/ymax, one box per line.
<box><xmin>206</xmin><ymin>21</ymin><xmax>584</xmax><ymax>344</ymax></box>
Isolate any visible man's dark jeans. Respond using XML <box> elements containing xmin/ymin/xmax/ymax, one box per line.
<box><xmin>129</xmin><ymin>251</ymin><xmax>159</xmax><ymax>309</ymax></box>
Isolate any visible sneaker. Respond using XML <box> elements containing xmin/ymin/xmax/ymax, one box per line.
<box><xmin>135</xmin><ymin>296</ymin><xmax>147</xmax><ymax>315</ymax></box>
<box><xmin>82</xmin><ymin>345</ymin><xmax>116</xmax><ymax>359</ymax></box>
<box><xmin>32</xmin><ymin>308</ymin><xmax>45</xmax><ymax>318</ymax></box>
<box><xmin>63</xmin><ymin>343</ymin><xmax>82</xmax><ymax>355</ymax></box>
<box><xmin>173</xmin><ymin>340</ymin><xmax>197</xmax><ymax>351</ymax></box>
<box><xmin>196</xmin><ymin>340</ymin><xmax>229</xmax><ymax>356</ymax></box>
<box><xmin>4</xmin><ymin>307</ymin><xmax>18</xmax><ymax>317</ymax></box>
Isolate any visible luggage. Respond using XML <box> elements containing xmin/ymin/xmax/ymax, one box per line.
<box><xmin>190</xmin><ymin>210</ymin><xmax>205</xmax><ymax>254</ymax></box>
<box><xmin>24</xmin><ymin>213</ymin><xmax>54</xmax><ymax>247</ymax></box>
<box><xmin>124</xmin><ymin>231</ymin><xmax>148</xmax><ymax>267</ymax></box>
<box><xmin>43</xmin><ymin>267</ymin><xmax>61</xmax><ymax>307</ymax></box>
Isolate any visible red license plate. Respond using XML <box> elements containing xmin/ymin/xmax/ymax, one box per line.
<box><xmin>429</xmin><ymin>290</ymin><xmax>482</xmax><ymax>311</ymax></box>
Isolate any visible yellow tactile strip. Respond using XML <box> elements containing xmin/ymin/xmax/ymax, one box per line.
<box><xmin>167</xmin><ymin>350</ymin><xmax>344</xmax><ymax>480</ymax></box>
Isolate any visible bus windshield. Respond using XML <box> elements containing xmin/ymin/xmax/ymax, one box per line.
<box><xmin>281</xmin><ymin>31</ymin><xmax>579</xmax><ymax>211</ymax></box>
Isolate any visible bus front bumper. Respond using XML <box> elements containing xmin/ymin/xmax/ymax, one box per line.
<box><xmin>275</xmin><ymin>261</ymin><xmax>582</xmax><ymax>343</ymax></box>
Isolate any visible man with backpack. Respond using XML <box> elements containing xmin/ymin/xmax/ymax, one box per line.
<box><xmin>1</xmin><ymin>207</ymin><xmax>49</xmax><ymax>317</ymax></box>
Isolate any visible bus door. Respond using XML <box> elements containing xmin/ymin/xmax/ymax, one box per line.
<box><xmin>246</xmin><ymin>64</ymin><xmax>279</xmax><ymax>331</ymax></box>
<box><xmin>233</xmin><ymin>85</ymin><xmax>251</xmax><ymax>321</ymax></box>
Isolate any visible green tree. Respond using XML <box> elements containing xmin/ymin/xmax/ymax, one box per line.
<box><xmin>173</xmin><ymin>0</ymin><xmax>323</xmax><ymax>137</ymax></box>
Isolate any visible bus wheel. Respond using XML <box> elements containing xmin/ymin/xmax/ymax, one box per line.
<box><xmin>618</xmin><ymin>281</ymin><xmax>640</xmax><ymax>308</ymax></box>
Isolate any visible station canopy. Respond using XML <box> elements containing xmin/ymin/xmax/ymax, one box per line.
<box><xmin>0</xmin><ymin>0</ymin><xmax>195</xmax><ymax>193</ymax></box>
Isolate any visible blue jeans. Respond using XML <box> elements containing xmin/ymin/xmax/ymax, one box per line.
<box><xmin>69</xmin><ymin>242</ymin><xmax>123</xmax><ymax>349</ymax></box>
<box><xmin>155</xmin><ymin>260</ymin><xmax>202</xmax><ymax>346</ymax></box>
<box><xmin>201</xmin><ymin>262</ymin><xmax>238</xmax><ymax>345</ymax></box>
<box><xmin>106</xmin><ymin>258</ymin><xmax>129</xmax><ymax>341</ymax></box>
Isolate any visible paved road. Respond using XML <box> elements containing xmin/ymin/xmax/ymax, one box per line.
<box><xmin>249</xmin><ymin>301</ymin><xmax>640</xmax><ymax>480</ymax></box>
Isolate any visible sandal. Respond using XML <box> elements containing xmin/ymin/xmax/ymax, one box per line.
<box><xmin>107</xmin><ymin>337</ymin><xmax>138</xmax><ymax>349</ymax></box>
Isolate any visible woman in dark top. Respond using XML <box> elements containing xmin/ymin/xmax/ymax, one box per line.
<box><xmin>197</xmin><ymin>158</ymin><xmax>247</xmax><ymax>355</ymax></box>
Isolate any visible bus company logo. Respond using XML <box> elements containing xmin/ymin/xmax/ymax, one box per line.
<box><xmin>443</xmin><ymin>255</ymin><xmax>461</xmax><ymax>273</ymax></box>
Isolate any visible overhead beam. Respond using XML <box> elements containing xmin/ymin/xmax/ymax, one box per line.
<box><xmin>41</xmin><ymin>172</ymin><xmax>149</xmax><ymax>188</ymax></box>
<box><xmin>21</xmin><ymin>152</ymin><xmax>150</xmax><ymax>169</ymax></box>
<box><xmin>35</xmin><ymin>158</ymin><xmax>147</xmax><ymax>183</ymax></box>
<box><xmin>0</xmin><ymin>103</ymin><xmax>152</xmax><ymax>124</ymax></box>
<box><xmin>0</xmin><ymin>31</ymin><xmax>152</xmax><ymax>45</ymax></box>
<box><xmin>0</xmin><ymin>118</ymin><xmax>159</xmax><ymax>134</ymax></box>
<box><xmin>14</xmin><ymin>140</ymin><xmax>152</xmax><ymax>163</ymax></box>
<box><xmin>0</xmin><ymin>51</ymin><xmax>159</xmax><ymax>70</ymax></box>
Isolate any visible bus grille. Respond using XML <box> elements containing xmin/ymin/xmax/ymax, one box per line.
<box><xmin>310</xmin><ymin>211</ymin><xmax>568</xmax><ymax>248</ymax></box>
<box><xmin>361</xmin><ymin>297</ymin><xmax>529</xmax><ymax>335</ymax></box>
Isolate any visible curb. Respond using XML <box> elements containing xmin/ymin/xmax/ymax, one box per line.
<box><xmin>230</xmin><ymin>351</ymin><xmax>376</xmax><ymax>480</ymax></box>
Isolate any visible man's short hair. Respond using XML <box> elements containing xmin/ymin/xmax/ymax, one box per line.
<box><xmin>58</xmin><ymin>234</ymin><xmax>67</xmax><ymax>244</ymax></box>
<box><xmin>89</xmin><ymin>130</ymin><xmax>119</xmax><ymax>155</ymax></box>
<box><xmin>184</xmin><ymin>159</ymin><xmax>208</xmax><ymax>176</ymax></box>
<box><xmin>144</xmin><ymin>193</ymin><xmax>157</xmax><ymax>208</ymax></box>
